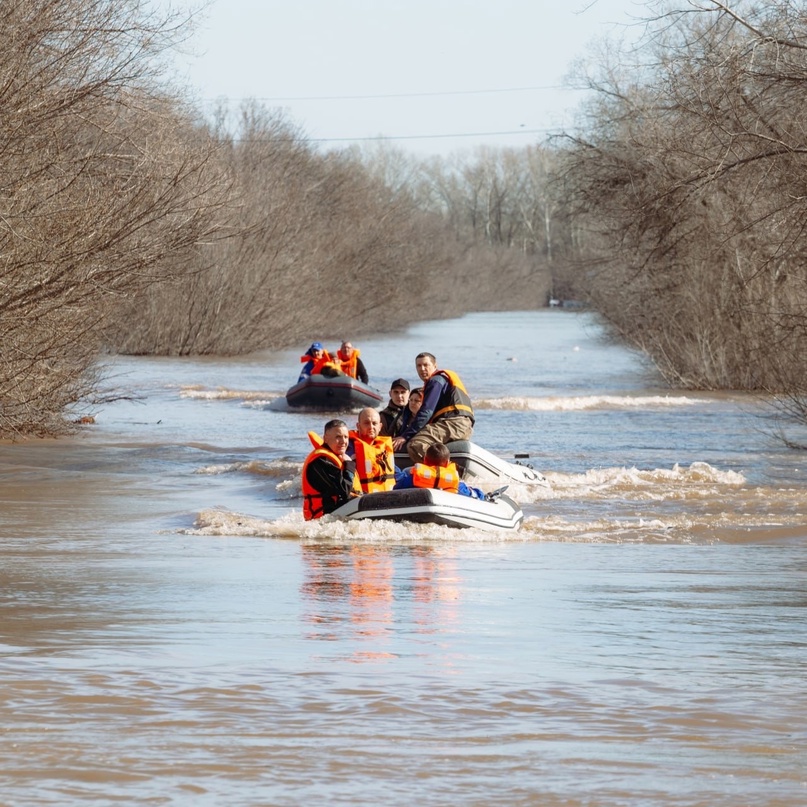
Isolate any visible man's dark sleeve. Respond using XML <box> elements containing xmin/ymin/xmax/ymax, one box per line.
<box><xmin>378</xmin><ymin>408</ymin><xmax>392</xmax><ymax>436</ymax></box>
<box><xmin>357</xmin><ymin>357</ymin><xmax>369</xmax><ymax>384</ymax></box>
<box><xmin>305</xmin><ymin>456</ymin><xmax>357</xmax><ymax>514</ymax></box>
<box><xmin>400</xmin><ymin>375</ymin><xmax>446</xmax><ymax>441</ymax></box>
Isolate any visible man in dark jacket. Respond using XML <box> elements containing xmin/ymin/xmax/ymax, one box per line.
<box><xmin>379</xmin><ymin>378</ymin><xmax>410</xmax><ymax>437</ymax></box>
<box><xmin>336</xmin><ymin>341</ymin><xmax>369</xmax><ymax>384</ymax></box>
<box><xmin>301</xmin><ymin>419</ymin><xmax>359</xmax><ymax>520</ymax></box>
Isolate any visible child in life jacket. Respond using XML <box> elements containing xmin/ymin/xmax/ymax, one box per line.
<box><xmin>393</xmin><ymin>442</ymin><xmax>485</xmax><ymax>500</ymax></box>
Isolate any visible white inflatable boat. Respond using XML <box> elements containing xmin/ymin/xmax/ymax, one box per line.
<box><xmin>330</xmin><ymin>487</ymin><xmax>523</xmax><ymax>532</ymax></box>
<box><xmin>395</xmin><ymin>440</ymin><xmax>549</xmax><ymax>487</ymax></box>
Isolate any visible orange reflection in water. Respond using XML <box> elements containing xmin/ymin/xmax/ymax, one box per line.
<box><xmin>301</xmin><ymin>545</ymin><xmax>462</xmax><ymax>663</ymax></box>
<box><xmin>411</xmin><ymin>547</ymin><xmax>461</xmax><ymax>630</ymax></box>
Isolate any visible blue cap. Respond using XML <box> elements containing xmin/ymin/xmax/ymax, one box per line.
<box><xmin>310</xmin><ymin>342</ymin><xmax>324</xmax><ymax>351</ymax></box>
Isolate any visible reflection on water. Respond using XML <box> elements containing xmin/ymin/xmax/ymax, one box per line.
<box><xmin>2</xmin><ymin>311</ymin><xmax>807</xmax><ymax>805</ymax></box>
<box><xmin>301</xmin><ymin>545</ymin><xmax>463</xmax><ymax>664</ymax></box>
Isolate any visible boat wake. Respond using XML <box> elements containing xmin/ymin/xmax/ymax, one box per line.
<box><xmin>182</xmin><ymin>459</ymin><xmax>807</xmax><ymax>545</ymax></box>
<box><xmin>475</xmin><ymin>394</ymin><xmax>713</xmax><ymax>411</ymax></box>
<box><xmin>513</xmin><ymin>461</ymin><xmax>746</xmax><ymax>503</ymax></box>
<box><xmin>179</xmin><ymin>385</ymin><xmax>282</xmax><ymax>402</ymax></box>
<box><xmin>187</xmin><ymin>508</ymin><xmax>519</xmax><ymax>543</ymax></box>
<box><xmin>516</xmin><ymin>461</ymin><xmax>807</xmax><ymax>544</ymax></box>
<box><xmin>194</xmin><ymin>458</ymin><xmax>301</xmax><ymax>478</ymax></box>
<box><xmin>179</xmin><ymin>386</ymin><xmax>726</xmax><ymax>415</ymax></box>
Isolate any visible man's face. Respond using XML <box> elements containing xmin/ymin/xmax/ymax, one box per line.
<box><xmin>390</xmin><ymin>386</ymin><xmax>409</xmax><ymax>406</ymax></box>
<box><xmin>341</xmin><ymin>343</ymin><xmax>354</xmax><ymax>357</ymax></box>
<box><xmin>415</xmin><ymin>355</ymin><xmax>436</xmax><ymax>382</ymax></box>
<box><xmin>324</xmin><ymin>425</ymin><xmax>350</xmax><ymax>454</ymax></box>
<box><xmin>312</xmin><ymin>349</ymin><xmax>324</xmax><ymax>359</ymax></box>
<box><xmin>356</xmin><ymin>410</ymin><xmax>381</xmax><ymax>441</ymax></box>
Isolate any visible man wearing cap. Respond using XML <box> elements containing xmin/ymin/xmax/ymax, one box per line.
<box><xmin>298</xmin><ymin>342</ymin><xmax>341</xmax><ymax>382</ymax></box>
<box><xmin>379</xmin><ymin>378</ymin><xmax>410</xmax><ymax>437</ymax></box>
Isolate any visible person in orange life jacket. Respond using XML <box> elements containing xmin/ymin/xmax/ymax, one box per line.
<box><xmin>391</xmin><ymin>352</ymin><xmax>474</xmax><ymax>463</ymax></box>
<box><xmin>347</xmin><ymin>407</ymin><xmax>396</xmax><ymax>492</ymax></box>
<box><xmin>301</xmin><ymin>419</ymin><xmax>361</xmax><ymax>520</ymax></box>
<box><xmin>336</xmin><ymin>341</ymin><xmax>369</xmax><ymax>384</ymax></box>
<box><xmin>393</xmin><ymin>442</ymin><xmax>484</xmax><ymax>500</ymax></box>
<box><xmin>379</xmin><ymin>378</ymin><xmax>410</xmax><ymax>437</ymax></box>
<box><xmin>298</xmin><ymin>342</ymin><xmax>343</xmax><ymax>382</ymax></box>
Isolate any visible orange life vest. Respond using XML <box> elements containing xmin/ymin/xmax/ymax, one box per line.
<box><xmin>302</xmin><ymin>434</ymin><xmax>362</xmax><ymax>520</ymax></box>
<box><xmin>300</xmin><ymin>351</ymin><xmax>340</xmax><ymax>376</ymax></box>
<box><xmin>337</xmin><ymin>347</ymin><xmax>361</xmax><ymax>379</ymax></box>
<box><xmin>409</xmin><ymin>461</ymin><xmax>461</xmax><ymax>493</ymax></box>
<box><xmin>349</xmin><ymin>431</ymin><xmax>395</xmax><ymax>493</ymax></box>
<box><xmin>429</xmin><ymin>369</ymin><xmax>475</xmax><ymax>423</ymax></box>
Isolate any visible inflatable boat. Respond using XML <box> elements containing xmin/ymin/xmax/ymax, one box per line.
<box><xmin>330</xmin><ymin>486</ymin><xmax>523</xmax><ymax>532</ymax></box>
<box><xmin>286</xmin><ymin>374</ymin><xmax>383</xmax><ymax>410</ymax></box>
<box><xmin>395</xmin><ymin>440</ymin><xmax>549</xmax><ymax>487</ymax></box>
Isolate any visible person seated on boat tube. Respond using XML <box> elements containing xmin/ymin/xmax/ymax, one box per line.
<box><xmin>298</xmin><ymin>342</ymin><xmax>343</xmax><ymax>382</ymax></box>
<box><xmin>391</xmin><ymin>352</ymin><xmax>474</xmax><ymax>463</ymax></box>
<box><xmin>393</xmin><ymin>385</ymin><xmax>423</xmax><ymax>437</ymax></box>
<box><xmin>379</xmin><ymin>378</ymin><xmax>411</xmax><ymax>437</ymax></box>
<box><xmin>336</xmin><ymin>341</ymin><xmax>369</xmax><ymax>384</ymax></box>
<box><xmin>347</xmin><ymin>407</ymin><xmax>396</xmax><ymax>493</ymax></box>
<box><xmin>393</xmin><ymin>442</ymin><xmax>484</xmax><ymax>500</ymax></box>
<box><xmin>302</xmin><ymin>419</ymin><xmax>362</xmax><ymax>520</ymax></box>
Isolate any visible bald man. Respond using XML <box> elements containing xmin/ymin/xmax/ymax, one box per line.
<box><xmin>347</xmin><ymin>407</ymin><xmax>396</xmax><ymax>493</ymax></box>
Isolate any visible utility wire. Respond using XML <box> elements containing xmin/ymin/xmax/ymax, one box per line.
<box><xmin>230</xmin><ymin>127</ymin><xmax>556</xmax><ymax>144</ymax></box>
<box><xmin>200</xmin><ymin>85</ymin><xmax>567</xmax><ymax>103</ymax></box>
<box><xmin>306</xmin><ymin>128</ymin><xmax>555</xmax><ymax>143</ymax></box>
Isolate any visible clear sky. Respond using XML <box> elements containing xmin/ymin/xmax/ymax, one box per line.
<box><xmin>158</xmin><ymin>0</ymin><xmax>648</xmax><ymax>156</ymax></box>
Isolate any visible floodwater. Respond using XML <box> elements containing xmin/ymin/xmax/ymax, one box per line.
<box><xmin>1</xmin><ymin>310</ymin><xmax>806</xmax><ymax>806</ymax></box>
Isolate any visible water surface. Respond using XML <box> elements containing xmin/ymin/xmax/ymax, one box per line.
<box><xmin>1</xmin><ymin>311</ymin><xmax>806</xmax><ymax>805</ymax></box>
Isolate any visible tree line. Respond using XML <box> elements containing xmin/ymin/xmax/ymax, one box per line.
<box><xmin>106</xmin><ymin>110</ymin><xmax>554</xmax><ymax>357</ymax></box>
<box><xmin>0</xmin><ymin>0</ymin><xmax>228</xmax><ymax>436</ymax></box>
<box><xmin>5</xmin><ymin>0</ymin><xmax>807</xmax><ymax>440</ymax></box>
<box><xmin>1</xmin><ymin>0</ymin><xmax>555</xmax><ymax>437</ymax></box>
<box><xmin>557</xmin><ymin>0</ymin><xmax>807</xmax><ymax>437</ymax></box>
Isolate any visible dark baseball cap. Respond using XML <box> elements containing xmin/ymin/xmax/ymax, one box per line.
<box><xmin>390</xmin><ymin>378</ymin><xmax>410</xmax><ymax>391</ymax></box>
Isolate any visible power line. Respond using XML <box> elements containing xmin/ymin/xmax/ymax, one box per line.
<box><xmin>202</xmin><ymin>85</ymin><xmax>567</xmax><ymax>103</ymax></box>
<box><xmin>306</xmin><ymin>128</ymin><xmax>556</xmax><ymax>143</ymax></box>
<box><xmin>231</xmin><ymin>127</ymin><xmax>557</xmax><ymax>145</ymax></box>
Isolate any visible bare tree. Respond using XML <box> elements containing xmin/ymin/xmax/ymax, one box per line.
<box><xmin>560</xmin><ymin>0</ymin><xmax>807</xmax><ymax>411</ymax></box>
<box><xmin>0</xmin><ymin>0</ymin><xmax>228</xmax><ymax>436</ymax></box>
<box><xmin>110</xmin><ymin>104</ymin><xmax>473</xmax><ymax>355</ymax></box>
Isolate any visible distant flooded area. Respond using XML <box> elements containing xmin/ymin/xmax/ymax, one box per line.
<box><xmin>2</xmin><ymin>310</ymin><xmax>806</xmax><ymax>805</ymax></box>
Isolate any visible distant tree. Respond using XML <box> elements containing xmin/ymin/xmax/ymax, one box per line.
<box><xmin>561</xmin><ymin>0</ymin><xmax>807</xmax><ymax>413</ymax></box>
<box><xmin>0</xmin><ymin>0</ymin><xmax>228</xmax><ymax>436</ymax></box>
<box><xmin>109</xmin><ymin>106</ymin><xmax>467</xmax><ymax>355</ymax></box>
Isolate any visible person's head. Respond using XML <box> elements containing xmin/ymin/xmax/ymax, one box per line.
<box><xmin>309</xmin><ymin>341</ymin><xmax>325</xmax><ymax>359</ymax></box>
<box><xmin>415</xmin><ymin>352</ymin><xmax>437</xmax><ymax>382</ymax></box>
<box><xmin>408</xmin><ymin>387</ymin><xmax>424</xmax><ymax>414</ymax></box>
<box><xmin>322</xmin><ymin>419</ymin><xmax>350</xmax><ymax>454</ymax></box>
<box><xmin>356</xmin><ymin>407</ymin><xmax>381</xmax><ymax>442</ymax></box>
<box><xmin>340</xmin><ymin>341</ymin><xmax>354</xmax><ymax>357</ymax></box>
<box><xmin>424</xmin><ymin>442</ymin><xmax>450</xmax><ymax>468</ymax></box>
<box><xmin>389</xmin><ymin>378</ymin><xmax>410</xmax><ymax>407</ymax></box>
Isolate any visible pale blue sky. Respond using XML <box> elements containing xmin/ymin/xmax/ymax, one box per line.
<box><xmin>159</xmin><ymin>0</ymin><xmax>648</xmax><ymax>155</ymax></box>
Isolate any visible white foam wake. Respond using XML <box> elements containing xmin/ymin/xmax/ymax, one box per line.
<box><xmin>476</xmin><ymin>394</ymin><xmax>710</xmax><ymax>412</ymax></box>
